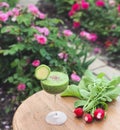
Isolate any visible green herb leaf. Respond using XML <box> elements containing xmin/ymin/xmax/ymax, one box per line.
<box><xmin>61</xmin><ymin>84</ymin><xmax>82</xmax><ymax>98</ymax></box>
<box><xmin>74</xmin><ymin>99</ymin><xmax>87</xmax><ymax>108</ymax></box>
<box><xmin>79</xmin><ymin>89</ymin><xmax>90</xmax><ymax>99</ymax></box>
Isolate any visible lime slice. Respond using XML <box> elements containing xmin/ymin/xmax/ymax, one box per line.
<box><xmin>35</xmin><ymin>64</ymin><xmax>51</xmax><ymax>80</ymax></box>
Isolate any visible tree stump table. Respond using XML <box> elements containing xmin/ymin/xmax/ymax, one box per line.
<box><xmin>13</xmin><ymin>90</ymin><xmax>120</xmax><ymax>130</ymax></box>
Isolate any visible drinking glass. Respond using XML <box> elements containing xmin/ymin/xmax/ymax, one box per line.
<box><xmin>41</xmin><ymin>67</ymin><xmax>69</xmax><ymax>125</ymax></box>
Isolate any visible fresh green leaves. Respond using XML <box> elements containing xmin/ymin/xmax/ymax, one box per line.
<box><xmin>1</xmin><ymin>25</ymin><xmax>20</xmax><ymax>35</ymax></box>
<box><xmin>61</xmin><ymin>84</ymin><xmax>82</xmax><ymax>98</ymax></box>
<box><xmin>3</xmin><ymin>44</ymin><xmax>25</xmax><ymax>55</ymax></box>
<box><xmin>61</xmin><ymin>70</ymin><xmax>120</xmax><ymax>114</ymax></box>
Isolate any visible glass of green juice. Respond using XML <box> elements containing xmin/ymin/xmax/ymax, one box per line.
<box><xmin>35</xmin><ymin>65</ymin><xmax>69</xmax><ymax>125</ymax></box>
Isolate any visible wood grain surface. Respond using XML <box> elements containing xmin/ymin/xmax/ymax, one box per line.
<box><xmin>13</xmin><ymin>91</ymin><xmax>120</xmax><ymax>130</ymax></box>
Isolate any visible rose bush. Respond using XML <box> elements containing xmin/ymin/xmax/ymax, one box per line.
<box><xmin>68</xmin><ymin>0</ymin><xmax>120</xmax><ymax>37</ymax></box>
<box><xmin>0</xmin><ymin>2</ymin><xmax>94</xmax><ymax>102</ymax></box>
<box><xmin>42</xmin><ymin>0</ymin><xmax>74</xmax><ymax>14</ymax></box>
<box><xmin>68</xmin><ymin>0</ymin><xmax>120</xmax><ymax>63</ymax></box>
<box><xmin>42</xmin><ymin>0</ymin><xmax>120</xmax><ymax>63</ymax></box>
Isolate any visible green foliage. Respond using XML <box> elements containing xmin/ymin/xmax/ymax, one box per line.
<box><xmin>0</xmin><ymin>0</ymin><xmax>19</xmax><ymax>7</ymax></box>
<box><xmin>44</xmin><ymin>0</ymin><xmax>74</xmax><ymax>14</ymax></box>
<box><xmin>68</xmin><ymin>0</ymin><xmax>120</xmax><ymax>63</ymax></box>
<box><xmin>0</xmin><ymin>4</ymin><xmax>93</xmax><ymax>102</ymax></box>
<box><xmin>106</xmin><ymin>39</ymin><xmax>120</xmax><ymax>61</ymax></box>
<box><xmin>61</xmin><ymin>70</ymin><xmax>120</xmax><ymax>114</ymax></box>
<box><xmin>70</xmin><ymin>0</ymin><xmax>119</xmax><ymax>37</ymax></box>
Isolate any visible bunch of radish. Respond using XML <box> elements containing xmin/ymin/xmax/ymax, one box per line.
<box><xmin>61</xmin><ymin>70</ymin><xmax>120</xmax><ymax>123</ymax></box>
<box><xmin>74</xmin><ymin>107</ymin><xmax>105</xmax><ymax>123</ymax></box>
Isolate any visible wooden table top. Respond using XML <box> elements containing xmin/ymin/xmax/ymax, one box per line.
<box><xmin>13</xmin><ymin>90</ymin><xmax>120</xmax><ymax>130</ymax></box>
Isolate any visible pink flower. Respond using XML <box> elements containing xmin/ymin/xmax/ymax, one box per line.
<box><xmin>68</xmin><ymin>10</ymin><xmax>76</xmax><ymax>17</ymax></box>
<box><xmin>0</xmin><ymin>13</ymin><xmax>9</xmax><ymax>22</ymax></box>
<box><xmin>28</xmin><ymin>4</ymin><xmax>40</xmax><ymax>15</ymax></box>
<box><xmin>73</xmin><ymin>21</ymin><xmax>80</xmax><ymax>28</ymax></box>
<box><xmin>0</xmin><ymin>2</ymin><xmax>9</xmax><ymax>8</ymax></box>
<box><xmin>108</xmin><ymin>0</ymin><xmax>116</xmax><ymax>7</ymax></box>
<box><xmin>117</xmin><ymin>5</ymin><xmax>120</xmax><ymax>13</ymax></box>
<box><xmin>80</xmin><ymin>31</ymin><xmax>97</xmax><ymax>42</ymax></box>
<box><xmin>72</xmin><ymin>3</ymin><xmax>80</xmax><ymax>11</ymax></box>
<box><xmin>71</xmin><ymin>72</ymin><xmax>80</xmax><ymax>82</ymax></box>
<box><xmin>17</xmin><ymin>83</ymin><xmax>26</xmax><ymax>91</ymax></box>
<box><xmin>80</xmin><ymin>31</ymin><xmax>88</xmax><ymax>37</ymax></box>
<box><xmin>12</xmin><ymin>8</ymin><xmax>20</xmax><ymax>16</ymax></box>
<box><xmin>34</xmin><ymin>34</ymin><xmax>47</xmax><ymax>45</ymax></box>
<box><xmin>80</xmin><ymin>31</ymin><xmax>90</xmax><ymax>39</ymax></box>
<box><xmin>89</xmin><ymin>33</ymin><xmax>98</xmax><ymax>42</ymax></box>
<box><xmin>35</xmin><ymin>26</ymin><xmax>50</xmax><ymax>36</ymax></box>
<box><xmin>32</xmin><ymin>59</ymin><xmax>40</xmax><ymax>67</ymax></box>
<box><xmin>58</xmin><ymin>52</ymin><xmax>64</xmax><ymax>59</ymax></box>
<box><xmin>95</xmin><ymin>0</ymin><xmax>105</xmax><ymax>7</ymax></box>
<box><xmin>28</xmin><ymin>4</ymin><xmax>46</xmax><ymax>19</ymax></box>
<box><xmin>93</xmin><ymin>47</ymin><xmax>101</xmax><ymax>54</ymax></box>
<box><xmin>58</xmin><ymin>52</ymin><xmax>68</xmax><ymax>62</ymax></box>
<box><xmin>81</xmin><ymin>1</ymin><xmax>89</xmax><ymax>10</ymax></box>
<box><xmin>111</xmin><ymin>24</ymin><xmax>116</xmax><ymax>29</ymax></box>
<box><xmin>38</xmin><ymin>12</ymin><xmax>46</xmax><ymax>19</ymax></box>
<box><xmin>63</xmin><ymin>29</ymin><xmax>73</xmax><ymax>37</ymax></box>
<box><xmin>42</xmin><ymin>27</ymin><xmax>50</xmax><ymax>36</ymax></box>
<box><xmin>6</xmin><ymin>10</ymin><xmax>13</xmax><ymax>16</ymax></box>
<box><xmin>17</xmin><ymin>36</ymin><xmax>22</xmax><ymax>42</ymax></box>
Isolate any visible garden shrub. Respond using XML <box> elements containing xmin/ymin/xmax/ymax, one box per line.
<box><xmin>43</xmin><ymin>0</ymin><xmax>75</xmax><ymax>15</ymax></box>
<box><xmin>41</xmin><ymin>0</ymin><xmax>120</xmax><ymax>62</ymax></box>
<box><xmin>68</xmin><ymin>0</ymin><xmax>120</xmax><ymax>62</ymax></box>
<box><xmin>0</xmin><ymin>3</ymin><xmax>94</xmax><ymax>102</ymax></box>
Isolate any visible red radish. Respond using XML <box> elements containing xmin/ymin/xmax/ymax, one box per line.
<box><xmin>94</xmin><ymin>108</ymin><xmax>105</xmax><ymax>120</ymax></box>
<box><xmin>84</xmin><ymin>113</ymin><xmax>93</xmax><ymax>123</ymax></box>
<box><xmin>74</xmin><ymin>107</ymin><xmax>84</xmax><ymax>118</ymax></box>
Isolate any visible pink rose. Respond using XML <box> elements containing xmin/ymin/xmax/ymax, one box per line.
<box><xmin>72</xmin><ymin>3</ymin><xmax>80</xmax><ymax>11</ymax></box>
<box><xmin>117</xmin><ymin>5</ymin><xmax>120</xmax><ymax>13</ymax></box>
<box><xmin>108</xmin><ymin>0</ymin><xmax>116</xmax><ymax>7</ymax></box>
<box><xmin>58</xmin><ymin>52</ymin><xmax>64</xmax><ymax>59</ymax></box>
<box><xmin>34</xmin><ymin>34</ymin><xmax>47</xmax><ymax>45</ymax></box>
<box><xmin>71</xmin><ymin>73</ymin><xmax>80</xmax><ymax>82</ymax></box>
<box><xmin>12</xmin><ymin>8</ymin><xmax>20</xmax><ymax>16</ymax></box>
<box><xmin>0</xmin><ymin>13</ymin><xmax>9</xmax><ymax>22</ymax></box>
<box><xmin>89</xmin><ymin>33</ymin><xmax>98</xmax><ymax>42</ymax></box>
<box><xmin>58</xmin><ymin>52</ymin><xmax>68</xmax><ymax>62</ymax></box>
<box><xmin>80</xmin><ymin>31</ymin><xmax>88</xmax><ymax>37</ymax></box>
<box><xmin>42</xmin><ymin>27</ymin><xmax>49</xmax><ymax>36</ymax></box>
<box><xmin>73</xmin><ymin>21</ymin><xmax>80</xmax><ymax>28</ymax></box>
<box><xmin>28</xmin><ymin>4</ymin><xmax>40</xmax><ymax>15</ymax></box>
<box><xmin>6</xmin><ymin>10</ymin><xmax>13</xmax><ymax>17</ymax></box>
<box><xmin>63</xmin><ymin>29</ymin><xmax>73</xmax><ymax>37</ymax></box>
<box><xmin>68</xmin><ymin>10</ymin><xmax>76</xmax><ymax>17</ymax></box>
<box><xmin>93</xmin><ymin>47</ymin><xmax>101</xmax><ymax>54</ymax></box>
<box><xmin>80</xmin><ymin>31</ymin><xmax>97</xmax><ymax>42</ymax></box>
<box><xmin>35</xmin><ymin>26</ymin><xmax>50</xmax><ymax>36</ymax></box>
<box><xmin>17</xmin><ymin>83</ymin><xmax>26</xmax><ymax>91</ymax></box>
<box><xmin>32</xmin><ymin>59</ymin><xmax>40</xmax><ymax>67</ymax></box>
<box><xmin>80</xmin><ymin>31</ymin><xmax>91</xmax><ymax>39</ymax></box>
<box><xmin>0</xmin><ymin>2</ymin><xmax>9</xmax><ymax>8</ymax></box>
<box><xmin>81</xmin><ymin>1</ymin><xmax>89</xmax><ymax>10</ymax></box>
<box><xmin>95</xmin><ymin>0</ymin><xmax>105</xmax><ymax>7</ymax></box>
<box><xmin>38</xmin><ymin>12</ymin><xmax>46</xmax><ymax>19</ymax></box>
<box><xmin>17</xmin><ymin>36</ymin><xmax>22</xmax><ymax>42</ymax></box>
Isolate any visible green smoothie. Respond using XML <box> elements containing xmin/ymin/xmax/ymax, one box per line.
<box><xmin>41</xmin><ymin>71</ymin><xmax>69</xmax><ymax>94</ymax></box>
